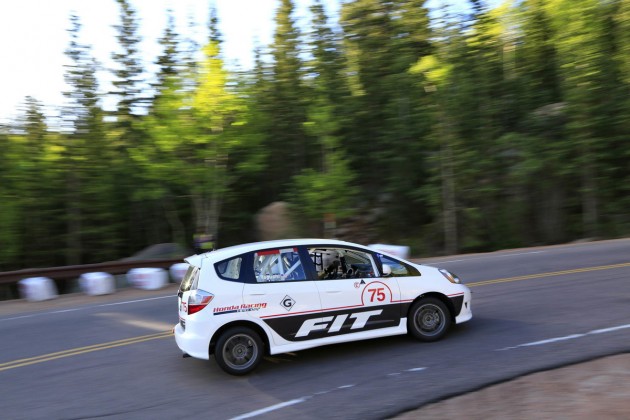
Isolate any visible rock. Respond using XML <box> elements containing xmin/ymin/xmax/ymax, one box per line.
<box><xmin>256</xmin><ymin>202</ymin><xmax>298</xmax><ymax>241</ymax></box>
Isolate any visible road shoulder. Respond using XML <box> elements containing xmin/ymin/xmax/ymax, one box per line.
<box><xmin>394</xmin><ymin>353</ymin><xmax>630</xmax><ymax>419</ymax></box>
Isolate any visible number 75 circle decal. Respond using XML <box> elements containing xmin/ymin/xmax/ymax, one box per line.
<box><xmin>361</xmin><ymin>281</ymin><xmax>393</xmax><ymax>305</ymax></box>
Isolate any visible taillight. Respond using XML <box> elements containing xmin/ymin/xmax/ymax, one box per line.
<box><xmin>188</xmin><ymin>289</ymin><xmax>214</xmax><ymax>315</ymax></box>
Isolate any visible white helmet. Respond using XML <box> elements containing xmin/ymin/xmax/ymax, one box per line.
<box><xmin>322</xmin><ymin>250</ymin><xmax>339</xmax><ymax>270</ymax></box>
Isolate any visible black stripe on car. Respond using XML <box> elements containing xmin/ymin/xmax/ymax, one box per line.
<box><xmin>263</xmin><ymin>304</ymin><xmax>402</xmax><ymax>341</ymax></box>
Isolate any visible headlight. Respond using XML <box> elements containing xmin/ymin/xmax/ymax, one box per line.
<box><xmin>439</xmin><ymin>268</ymin><xmax>460</xmax><ymax>284</ymax></box>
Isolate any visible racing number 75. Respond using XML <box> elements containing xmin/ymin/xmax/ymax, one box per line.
<box><xmin>368</xmin><ymin>287</ymin><xmax>385</xmax><ymax>302</ymax></box>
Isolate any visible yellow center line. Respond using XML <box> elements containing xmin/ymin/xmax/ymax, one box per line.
<box><xmin>0</xmin><ymin>331</ymin><xmax>172</xmax><ymax>372</ymax></box>
<box><xmin>467</xmin><ymin>262</ymin><xmax>630</xmax><ymax>288</ymax></box>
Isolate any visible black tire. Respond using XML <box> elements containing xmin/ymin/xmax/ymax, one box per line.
<box><xmin>214</xmin><ymin>327</ymin><xmax>264</xmax><ymax>375</ymax></box>
<box><xmin>408</xmin><ymin>297</ymin><xmax>452</xmax><ymax>342</ymax></box>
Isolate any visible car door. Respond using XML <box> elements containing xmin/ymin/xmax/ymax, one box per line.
<box><xmin>242</xmin><ymin>246</ymin><xmax>322</xmax><ymax>344</ymax></box>
<box><xmin>305</xmin><ymin>246</ymin><xmax>402</xmax><ymax>340</ymax></box>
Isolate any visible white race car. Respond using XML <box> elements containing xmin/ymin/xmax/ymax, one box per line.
<box><xmin>174</xmin><ymin>239</ymin><xmax>472</xmax><ymax>375</ymax></box>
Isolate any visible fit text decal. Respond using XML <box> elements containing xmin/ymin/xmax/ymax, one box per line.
<box><xmin>295</xmin><ymin>309</ymin><xmax>383</xmax><ymax>337</ymax></box>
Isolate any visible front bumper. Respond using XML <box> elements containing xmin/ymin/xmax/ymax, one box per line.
<box><xmin>454</xmin><ymin>288</ymin><xmax>472</xmax><ymax>324</ymax></box>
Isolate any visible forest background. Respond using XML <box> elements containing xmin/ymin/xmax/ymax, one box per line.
<box><xmin>1</xmin><ymin>0</ymin><xmax>629</xmax><ymax>271</ymax></box>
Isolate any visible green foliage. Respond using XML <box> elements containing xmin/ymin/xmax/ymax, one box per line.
<box><xmin>263</xmin><ymin>0</ymin><xmax>312</xmax><ymax>195</ymax></box>
<box><xmin>287</xmin><ymin>98</ymin><xmax>357</xmax><ymax>233</ymax></box>
<box><xmin>0</xmin><ymin>132</ymin><xmax>20</xmax><ymax>267</ymax></box>
<box><xmin>1</xmin><ymin>0</ymin><xmax>629</xmax><ymax>270</ymax></box>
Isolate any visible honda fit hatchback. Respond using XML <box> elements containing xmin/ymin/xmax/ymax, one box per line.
<box><xmin>174</xmin><ymin>239</ymin><xmax>472</xmax><ymax>375</ymax></box>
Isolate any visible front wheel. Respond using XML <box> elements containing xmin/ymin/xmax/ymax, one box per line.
<box><xmin>408</xmin><ymin>298</ymin><xmax>451</xmax><ymax>342</ymax></box>
<box><xmin>215</xmin><ymin>327</ymin><xmax>264</xmax><ymax>375</ymax></box>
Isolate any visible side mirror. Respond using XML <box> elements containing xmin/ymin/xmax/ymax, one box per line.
<box><xmin>382</xmin><ymin>264</ymin><xmax>392</xmax><ymax>277</ymax></box>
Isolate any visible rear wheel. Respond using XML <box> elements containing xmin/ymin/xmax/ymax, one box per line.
<box><xmin>215</xmin><ymin>327</ymin><xmax>263</xmax><ymax>375</ymax></box>
<box><xmin>408</xmin><ymin>298</ymin><xmax>451</xmax><ymax>342</ymax></box>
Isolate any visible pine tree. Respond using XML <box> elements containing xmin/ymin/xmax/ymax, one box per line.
<box><xmin>153</xmin><ymin>11</ymin><xmax>180</xmax><ymax>100</ymax></box>
<box><xmin>266</xmin><ymin>0</ymin><xmax>310</xmax><ymax>193</ymax></box>
<box><xmin>109</xmin><ymin>0</ymin><xmax>153</xmax><ymax>253</ymax></box>
<box><xmin>550</xmin><ymin>0</ymin><xmax>609</xmax><ymax>238</ymax></box>
<box><xmin>63</xmin><ymin>13</ymin><xmax>118</xmax><ymax>263</ymax></box>
<box><xmin>111</xmin><ymin>0</ymin><xmax>147</xmax><ymax>119</ymax></box>
<box><xmin>286</xmin><ymin>0</ymin><xmax>356</xmax><ymax>236</ymax></box>
<box><xmin>340</xmin><ymin>0</ymin><xmax>434</xmax><ymax>244</ymax></box>
<box><xmin>14</xmin><ymin>98</ymin><xmax>63</xmax><ymax>266</ymax></box>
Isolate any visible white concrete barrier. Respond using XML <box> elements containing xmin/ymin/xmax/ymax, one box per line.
<box><xmin>18</xmin><ymin>277</ymin><xmax>58</xmax><ymax>302</ymax></box>
<box><xmin>127</xmin><ymin>267</ymin><xmax>168</xmax><ymax>290</ymax></box>
<box><xmin>368</xmin><ymin>243</ymin><xmax>411</xmax><ymax>259</ymax></box>
<box><xmin>79</xmin><ymin>272</ymin><xmax>115</xmax><ymax>296</ymax></box>
<box><xmin>169</xmin><ymin>263</ymin><xmax>189</xmax><ymax>282</ymax></box>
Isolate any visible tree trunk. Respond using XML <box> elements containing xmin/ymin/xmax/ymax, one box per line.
<box><xmin>442</xmin><ymin>141</ymin><xmax>458</xmax><ymax>255</ymax></box>
<box><xmin>581</xmin><ymin>157</ymin><xmax>598</xmax><ymax>238</ymax></box>
<box><xmin>66</xmin><ymin>169</ymin><xmax>82</xmax><ymax>265</ymax></box>
<box><xmin>440</xmin><ymin>114</ymin><xmax>458</xmax><ymax>255</ymax></box>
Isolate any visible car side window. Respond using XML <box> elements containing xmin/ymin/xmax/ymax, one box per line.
<box><xmin>308</xmin><ymin>247</ymin><xmax>377</xmax><ymax>280</ymax></box>
<box><xmin>376</xmin><ymin>254</ymin><xmax>419</xmax><ymax>277</ymax></box>
<box><xmin>215</xmin><ymin>257</ymin><xmax>243</xmax><ymax>280</ymax></box>
<box><xmin>179</xmin><ymin>265</ymin><xmax>199</xmax><ymax>291</ymax></box>
<box><xmin>253</xmin><ymin>248</ymin><xmax>306</xmax><ymax>282</ymax></box>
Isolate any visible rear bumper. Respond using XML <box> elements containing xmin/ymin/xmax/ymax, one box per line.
<box><xmin>174</xmin><ymin>323</ymin><xmax>211</xmax><ymax>360</ymax></box>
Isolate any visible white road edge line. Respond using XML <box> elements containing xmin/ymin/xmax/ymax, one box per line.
<box><xmin>497</xmin><ymin>323</ymin><xmax>630</xmax><ymax>351</ymax></box>
<box><xmin>0</xmin><ymin>295</ymin><xmax>174</xmax><ymax>322</ymax></box>
<box><xmin>230</xmin><ymin>398</ymin><xmax>308</xmax><ymax>420</ymax></box>
<box><xmin>590</xmin><ymin>324</ymin><xmax>630</xmax><ymax>334</ymax></box>
<box><xmin>96</xmin><ymin>295</ymin><xmax>174</xmax><ymax>307</ymax></box>
<box><xmin>0</xmin><ymin>314</ymin><xmax>38</xmax><ymax>321</ymax></box>
<box><xmin>231</xmin><ymin>370</ymin><xmax>425</xmax><ymax>419</ymax></box>
<box><xmin>521</xmin><ymin>334</ymin><xmax>586</xmax><ymax>347</ymax></box>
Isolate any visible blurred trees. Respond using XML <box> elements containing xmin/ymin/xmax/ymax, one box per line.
<box><xmin>1</xmin><ymin>98</ymin><xmax>64</xmax><ymax>268</ymax></box>
<box><xmin>286</xmin><ymin>0</ymin><xmax>356</xmax><ymax>234</ymax></box>
<box><xmin>267</xmin><ymin>0</ymin><xmax>312</xmax><ymax>193</ymax></box>
<box><xmin>110</xmin><ymin>0</ymin><xmax>156</xmax><ymax>254</ymax></box>
<box><xmin>62</xmin><ymin>14</ymin><xmax>121</xmax><ymax>265</ymax></box>
<box><xmin>1</xmin><ymin>0</ymin><xmax>629</xmax><ymax>270</ymax></box>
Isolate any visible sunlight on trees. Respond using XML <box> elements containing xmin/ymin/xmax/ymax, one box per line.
<box><xmin>1</xmin><ymin>0</ymin><xmax>629</xmax><ymax>270</ymax></box>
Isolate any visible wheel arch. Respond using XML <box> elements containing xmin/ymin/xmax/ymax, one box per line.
<box><xmin>209</xmin><ymin>321</ymin><xmax>270</xmax><ymax>357</ymax></box>
<box><xmin>408</xmin><ymin>292</ymin><xmax>456</xmax><ymax>322</ymax></box>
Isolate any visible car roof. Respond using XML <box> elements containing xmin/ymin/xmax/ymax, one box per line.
<box><xmin>185</xmin><ymin>238</ymin><xmax>373</xmax><ymax>267</ymax></box>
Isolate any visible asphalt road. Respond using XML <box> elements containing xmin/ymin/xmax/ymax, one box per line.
<box><xmin>1</xmin><ymin>239</ymin><xmax>629</xmax><ymax>420</ymax></box>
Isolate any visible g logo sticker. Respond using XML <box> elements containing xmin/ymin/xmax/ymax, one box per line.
<box><xmin>281</xmin><ymin>295</ymin><xmax>296</xmax><ymax>311</ymax></box>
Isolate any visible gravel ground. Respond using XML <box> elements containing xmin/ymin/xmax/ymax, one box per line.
<box><xmin>394</xmin><ymin>353</ymin><xmax>630</xmax><ymax>419</ymax></box>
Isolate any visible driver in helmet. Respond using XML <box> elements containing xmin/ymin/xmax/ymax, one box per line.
<box><xmin>320</xmin><ymin>250</ymin><xmax>341</xmax><ymax>279</ymax></box>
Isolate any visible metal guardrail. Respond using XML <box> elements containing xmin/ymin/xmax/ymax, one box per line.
<box><xmin>0</xmin><ymin>258</ymin><xmax>185</xmax><ymax>285</ymax></box>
